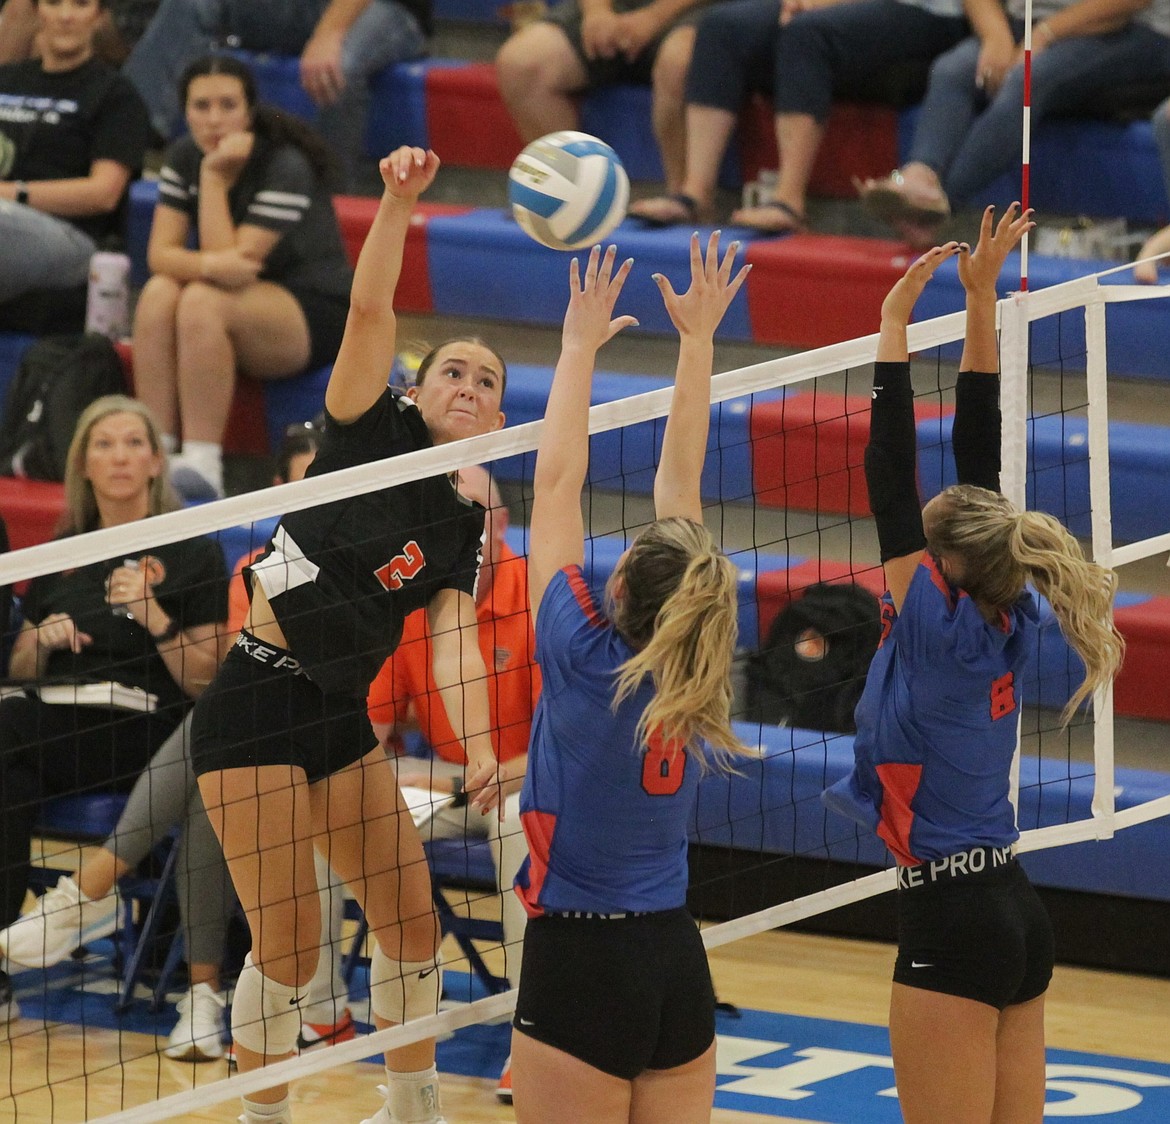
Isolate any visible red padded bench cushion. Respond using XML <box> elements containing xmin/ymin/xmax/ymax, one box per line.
<box><xmin>332</xmin><ymin>197</ymin><xmax>472</xmax><ymax>314</ymax></box>
<box><xmin>745</xmin><ymin>235</ymin><xmax>912</xmax><ymax>349</ymax></box>
<box><xmin>751</xmin><ymin>391</ymin><xmax>950</xmax><ymax>516</ymax></box>
<box><xmin>1113</xmin><ymin>597</ymin><xmax>1170</xmax><ymax>722</ymax></box>
<box><xmin>0</xmin><ymin>477</ymin><xmax>66</xmax><ymax>553</ymax></box>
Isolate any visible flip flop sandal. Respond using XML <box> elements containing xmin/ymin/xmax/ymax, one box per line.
<box><xmin>628</xmin><ymin>192</ymin><xmax>700</xmax><ymax>228</ymax></box>
<box><xmin>731</xmin><ymin>199</ymin><xmax>806</xmax><ymax>237</ymax></box>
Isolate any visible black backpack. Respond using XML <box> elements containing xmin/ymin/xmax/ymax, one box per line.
<box><xmin>0</xmin><ymin>334</ymin><xmax>126</xmax><ymax>482</ymax></box>
<box><xmin>745</xmin><ymin>582</ymin><xmax>883</xmax><ymax>734</ymax></box>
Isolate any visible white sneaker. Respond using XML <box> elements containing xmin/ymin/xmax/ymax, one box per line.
<box><xmin>359</xmin><ymin>1086</ymin><xmax>447</xmax><ymax>1124</ymax></box>
<box><xmin>0</xmin><ymin>876</ymin><xmax>117</xmax><ymax>968</ymax></box>
<box><xmin>165</xmin><ymin>982</ymin><xmax>227</xmax><ymax>1061</ymax></box>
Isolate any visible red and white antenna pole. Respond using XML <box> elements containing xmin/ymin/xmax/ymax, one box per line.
<box><xmin>1020</xmin><ymin>0</ymin><xmax>1034</xmax><ymax>290</ymax></box>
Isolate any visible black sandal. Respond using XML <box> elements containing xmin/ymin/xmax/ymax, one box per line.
<box><xmin>730</xmin><ymin>199</ymin><xmax>806</xmax><ymax>237</ymax></box>
<box><xmin>628</xmin><ymin>192</ymin><xmax>701</xmax><ymax>228</ymax></box>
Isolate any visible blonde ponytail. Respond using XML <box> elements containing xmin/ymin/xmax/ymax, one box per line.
<box><xmin>609</xmin><ymin>518</ymin><xmax>746</xmax><ymax>761</ymax></box>
<box><xmin>1009</xmin><ymin>511</ymin><xmax>1125</xmax><ymax>724</ymax></box>
<box><xmin>927</xmin><ymin>485</ymin><xmax>1124</xmax><ymax>726</ymax></box>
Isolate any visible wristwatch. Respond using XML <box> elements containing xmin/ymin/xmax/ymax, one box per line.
<box><xmin>450</xmin><ymin>776</ymin><xmax>468</xmax><ymax>808</ymax></box>
<box><xmin>151</xmin><ymin>618</ymin><xmax>182</xmax><ymax>644</ymax></box>
<box><xmin>14</xmin><ymin>182</ymin><xmax>28</xmax><ymax>205</ymax></box>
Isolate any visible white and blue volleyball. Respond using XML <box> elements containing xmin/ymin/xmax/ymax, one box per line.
<box><xmin>508</xmin><ymin>131</ymin><xmax>629</xmax><ymax>251</ymax></box>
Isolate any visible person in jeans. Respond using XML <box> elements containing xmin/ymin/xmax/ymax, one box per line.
<box><xmin>122</xmin><ymin>0</ymin><xmax>431</xmax><ymax>186</ymax></box>
<box><xmin>859</xmin><ymin>0</ymin><xmax>1170</xmax><ymax>245</ymax></box>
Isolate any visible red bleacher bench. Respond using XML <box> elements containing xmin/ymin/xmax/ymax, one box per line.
<box><xmin>750</xmin><ymin>391</ymin><xmax>950</xmax><ymax>516</ymax></box>
<box><xmin>1113</xmin><ymin>597</ymin><xmax>1170</xmax><ymax>722</ymax></box>
<box><xmin>738</xmin><ymin>96</ymin><xmax>900</xmax><ymax>200</ymax></box>
<box><xmin>0</xmin><ymin>477</ymin><xmax>66</xmax><ymax>552</ymax></box>
<box><xmin>744</xmin><ymin>235</ymin><xmax>911</xmax><ymax>349</ymax></box>
<box><xmin>333</xmin><ymin>197</ymin><xmax>471</xmax><ymax>314</ymax></box>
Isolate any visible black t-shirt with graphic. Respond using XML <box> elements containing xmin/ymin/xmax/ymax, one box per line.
<box><xmin>158</xmin><ymin>134</ymin><xmax>352</xmax><ymax>299</ymax></box>
<box><xmin>0</xmin><ymin>57</ymin><xmax>151</xmax><ymax>242</ymax></box>
<box><xmin>22</xmin><ymin>534</ymin><xmax>229</xmax><ymax>714</ymax></box>
<box><xmin>250</xmin><ymin>391</ymin><xmax>485</xmax><ymax>696</ymax></box>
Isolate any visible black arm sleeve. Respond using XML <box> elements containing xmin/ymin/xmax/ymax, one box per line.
<box><xmin>865</xmin><ymin>361</ymin><xmax>926</xmax><ymax>563</ymax></box>
<box><xmin>951</xmin><ymin>371</ymin><xmax>1001</xmax><ymax>492</ymax></box>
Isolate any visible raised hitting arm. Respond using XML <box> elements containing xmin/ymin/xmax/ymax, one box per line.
<box><xmin>326</xmin><ymin>146</ymin><xmax>440</xmax><ymax>423</ymax></box>
<box><xmin>528</xmin><ymin>245</ymin><xmax>636</xmax><ymax>617</ymax></box>
<box><xmin>652</xmin><ymin>232</ymin><xmax>749</xmax><ymax>523</ymax></box>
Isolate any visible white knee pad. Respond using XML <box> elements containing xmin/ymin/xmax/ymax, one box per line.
<box><xmin>232</xmin><ymin>953</ymin><xmax>305</xmax><ymax>1057</ymax></box>
<box><xmin>369</xmin><ymin>947</ymin><xmax>443</xmax><ymax>1025</ymax></box>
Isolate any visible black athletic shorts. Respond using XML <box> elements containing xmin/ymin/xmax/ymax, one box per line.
<box><xmin>190</xmin><ymin>632</ymin><xmax>377</xmax><ymax>782</ymax></box>
<box><xmin>545</xmin><ymin>0</ymin><xmax>710</xmax><ymax>89</ymax></box>
<box><xmin>894</xmin><ymin>854</ymin><xmax>1054</xmax><ymax>1010</ymax></box>
<box><xmin>289</xmin><ymin>285</ymin><xmax>349</xmax><ymax>372</ymax></box>
<box><xmin>512</xmin><ymin>907</ymin><xmax>715</xmax><ymax>1079</ymax></box>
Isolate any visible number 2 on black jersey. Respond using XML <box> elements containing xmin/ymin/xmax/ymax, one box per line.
<box><xmin>641</xmin><ymin>728</ymin><xmax>687</xmax><ymax>796</ymax></box>
<box><xmin>375</xmin><ymin>540</ymin><xmax>425</xmax><ymax>591</ymax></box>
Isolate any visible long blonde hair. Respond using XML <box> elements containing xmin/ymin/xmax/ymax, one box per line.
<box><xmin>61</xmin><ymin>396</ymin><xmax>179</xmax><ymax>535</ymax></box>
<box><xmin>927</xmin><ymin>485</ymin><xmax>1124</xmax><ymax>723</ymax></box>
<box><xmin>609</xmin><ymin>517</ymin><xmax>746</xmax><ymax>760</ymax></box>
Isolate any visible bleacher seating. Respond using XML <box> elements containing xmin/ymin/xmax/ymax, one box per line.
<box><xmin>691</xmin><ymin>720</ymin><xmax>1170</xmax><ymax>899</ymax></box>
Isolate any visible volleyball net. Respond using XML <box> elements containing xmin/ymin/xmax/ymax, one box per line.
<box><xmin>2</xmin><ymin>266</ymin><xmax>1169</xmax><ymax>1122</ymax></box>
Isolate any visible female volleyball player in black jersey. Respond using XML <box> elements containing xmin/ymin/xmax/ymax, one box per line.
<box><xmin>191</xmin><ymin>147</ymin><xmax>505</xmax><ymax>1124</ymax></box>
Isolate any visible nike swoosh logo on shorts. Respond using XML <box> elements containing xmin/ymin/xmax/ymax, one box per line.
<box><xmin>518</xmin><ymin>1017</ymin><xmax>536</xmax><ymax>1026</ymax></box>
<box><xmin>419</xmin><ymin>967</ymin><xmax>437</xmax><ymax>980</ymax></box>
<box><xmin>910</xmin><ymin>961</ymin><xmax>934</xmax><ymax>969</ymax></box>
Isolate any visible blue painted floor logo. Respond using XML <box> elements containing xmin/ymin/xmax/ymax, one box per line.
<box><xmin>713</xmin><ymin>1009</ymin><xmax>1170</xmax><ymax>1121</ymax></box>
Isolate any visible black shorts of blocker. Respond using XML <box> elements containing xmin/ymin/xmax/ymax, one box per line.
<box><xmin>512</xmin><ymin>907</ymin><xmax>715</xmax><ymax>1079</ymax></box>
<box><xmin>894</xmin><ymin>856</ymin><xmax>1054</xmax><ymax>1010</ymax></box>
<box><xmin>190</xmin><ymin>633</ymin><xmax>378</xmax><ymax>783</ymax></box>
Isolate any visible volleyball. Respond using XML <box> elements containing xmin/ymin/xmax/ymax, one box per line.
<box><xmin>508</xmin><ymin>131</ymin><xmax>629</xmax><ymax>252</ymax></box>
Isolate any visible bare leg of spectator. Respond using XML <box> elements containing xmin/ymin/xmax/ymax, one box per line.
<box><xmin>649</xmin><ymin>25</ymin><xmax>696</xmax><ymax>198</ymax></box>
<box><xmin>496</xmin><ymin>22</ymin><xmax>587</xmax><ymax>140</ymax></box>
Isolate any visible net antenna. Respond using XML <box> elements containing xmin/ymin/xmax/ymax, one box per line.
<box><xmin>1020</xmin><ymin>0</ymin><xmax>1034</xmax><ymax>289</ymax></box>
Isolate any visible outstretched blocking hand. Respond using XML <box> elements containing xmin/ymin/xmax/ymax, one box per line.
<box><xmin>881</xmin><ymin>242</ymin><xmax>960</xmax><ymax>329</ymax></box>
<box><xmin>562</xmin><ymin>244</ymin><xmax>637</xmax><ymax>354</ymax></box>
<box><xmin>379</xmin><ymin>146</ymin><xmax>440</xmax><ymax>203</ymax></box>
<box><xmin>957</xmin><ymin>202</ymin><xmax>1035</xmax><ymax>296</ymax></box>
<box><xmin>653</xmin><ymin>231</ymin><xmax>751</xmax><ymax>343</ymax></box>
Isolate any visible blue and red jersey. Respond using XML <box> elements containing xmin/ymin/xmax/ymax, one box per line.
<box><xmin>823</xmin><ymin>554</ymin><xmax>1040</xmax><ymax>864</ymax></box>
<box><xmin>514</xmin><ymin>565</ymin><xmax>700</xmax><ymax>917</ymax></box>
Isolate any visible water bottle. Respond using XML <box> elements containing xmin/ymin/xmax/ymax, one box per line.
<box><xmin>85</xmin><ymin>251</ymin><xmax>131</xmax><ymax>340</ymax></box>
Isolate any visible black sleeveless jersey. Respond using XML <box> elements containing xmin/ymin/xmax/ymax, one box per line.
<box><xmin>249</xmin><ymin>390</ymin><xmax>485</xmax><ymax>696</ymax></box>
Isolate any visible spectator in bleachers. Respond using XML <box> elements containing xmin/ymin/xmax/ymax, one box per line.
<box><xmin>628</xmin><ymin>0</ymin><xmax>969</xmax><ymax>233</ymax></box>
<box><xmin>0</xmin><ymin>0</ymin><xmax>160</xmax><ymax>65</ymax></box>
<box><xmin>859</xmin><ymin>0</ymin><xmax>1170</xmax><ymax>246</ymax></box>
<box><xmin>131</xmin><ymin>54</ymin><xmax>352</xmax><ymax>501</ymax></box>
<box><xmin>0</xmin><ymin>423</ymin><xmax>350</xmax><ymax>1065</ymax></box>
<box><xmin>495</xmin><ymin>0</ymin><xmax>722</xmax><ymax>202</ymax></box>
<box><xmin>368</xmin><ymin>463</ymin><xmax>537</xmax><ymax>1105</ymax></box>
<box><xmin>0</xmin><ymin>0</ymin><xmax>150</xmax><ymax>332</ymax></box>
<box><xmin>1135</xmin><ymin>96</ymin><xmax>1170</xmax><ymax>281</ymax></box>
<box><xmin>122</xmin><ymin>0</ymin><xmax>430</xmax><ymax>186</ymax></box>
<box><xmin>0</xmin><ymin>0</ymin><xmax>37</xmax><ymax>62</ymax></box>
<box><xmin>0</xmin><ymin>394</ymin><xmax>228</xmax><ymax>1028</ymax></box>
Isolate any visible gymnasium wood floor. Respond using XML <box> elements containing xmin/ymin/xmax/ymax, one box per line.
<box><xmin>4</xmin><ymin>922</ymin><xmax>1169</xmax><ymax>1124</ymax></box>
